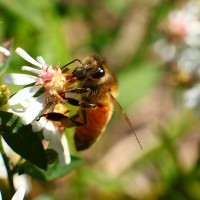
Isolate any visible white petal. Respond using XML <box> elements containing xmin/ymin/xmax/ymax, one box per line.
<box><xmin>0</xmin><ymin>191</ymin><xmax>2</xmax><ymax>200</ymax></box>
<box><xmin>37</xmin><ymin>56</ymin><xmax>46</xmax><ymax>65</ymax></box>
<box><xmin>49</xmin><ymin>133</ymin><xmax>64</xmax><ymax>154</ymax></box>
<box><xmin>22</xmin><ymin>94</ymin><xmax>45</xmax><ymax>124</ymax></box>
<box><xmin>11</xmin><ymin>186</ymin><xmax>25</xmax><ymax>200</ymax></box>
<box><xmin>43</xmin><ymin>121</ymin><xmax>57</xmax><ymax>141</ymax></box>
<box><xmin>59</xmin><ymin>134</ymin><xmax>71</xmax><ymax>165</ymax></box>
<box><xmin>7</xmin><ymin>108</ymin><xmax>25</xmax><ymax>117</ymax></box>
<box><xmin>45</xmin><ymin>124</ymin><xmax>64</xmax><ymax>153</ymax></box>
<box><xmin>47</xmin><ymin>130</ymin><xmax>71</xmax><ymax>165</ymax></box>
<box><xmin>0</xmin><ymin>46</ymin><xmax>10</xmax><ymax>56</ymax></box>
<box><xmin>22</xmin><ymin>66</ymin><xmax>41</xmax><ymax>74</ymax></box>
<box><xmin>32</xmin><ymin>117</ymin><xmax>46</xmax><ymax>132</ymax></box>
<box><xmin>15</xmin><ymin>48</ymin><xmax>42</xmax><ymax>68</ymax></box>
<box><xmin>8</xmin><ymin>85</ymin><xmax>42</xmax><ymax>106</ymax></box>
<box><xmin>3</xmin><ymin>74</ymin><xmax>38</xmax><ymax>85</ymax></box>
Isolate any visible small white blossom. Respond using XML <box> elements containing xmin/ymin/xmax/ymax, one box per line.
<box><xmin>167</xmin><ymin>1</ymin><xmax>200</xmax><ymax>46</ymax></box>
<box><xmin>7</xmin><ymin>97</ymin><xmax>71</xmax><ymax>164</ymax></box>
<box><xmin>154</xmin><ymin>1</ymin><xmax>200</xmax><ymax>64</ymax></box>
<box><xmin>3</xmin><ymin>48</ymin><xmax>73</xmax><ymax>165</ymax></box>
<box><xmin>3</xmin><ymin>47</ymin><xmax>74</xmax><ymax>124</ymax></box>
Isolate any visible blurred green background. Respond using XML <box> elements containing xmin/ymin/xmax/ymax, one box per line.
<box><xmin>1</xmin><ymin>0</ymin><xmax>200</xmax><ymax>199</ymax></box>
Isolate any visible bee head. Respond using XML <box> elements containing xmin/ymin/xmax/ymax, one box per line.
<box><xmin>72</xmin><ymin>56</ymin><xmax>106</xmax><ymax>81</ymax></box>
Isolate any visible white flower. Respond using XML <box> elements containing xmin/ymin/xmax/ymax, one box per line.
<box><xmin>3</xmin><ymin>47</ymin><xmax>74</xmax><ymax>125</ymax></box>
<box><xmin>155</xmin><ymin>1</ymin><xmax>200</xmax><ymax>65</ymax></box>
<box><xmin>7</xmin><ymin>98</ymin><xmax>71</xmax><ymax>165</ymax></box>
<box><xmin>2</xmin><ymin>48</ymin><xmax>73</xmax><ymax>165</ymax></box>
<box><xmin>3</xmin><ymin>48</ymin><xmax>73</xmax><ymax>165</ymax></box>
<box><xmin>168</xmin><ymin>1</ymin><xmax>200</xmax><ymax>46</ymax></box>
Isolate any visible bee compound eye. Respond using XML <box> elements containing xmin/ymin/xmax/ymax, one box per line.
<box><xmin>91</xmin><ymin>67</ymin><xmax>105</xmax><ymax>79</ymax></box>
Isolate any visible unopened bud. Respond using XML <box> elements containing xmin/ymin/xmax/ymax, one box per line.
<box><xmin>0</xmin><ymin>84</ymin><xmax>10</xmax><ymax>107</ymax></box>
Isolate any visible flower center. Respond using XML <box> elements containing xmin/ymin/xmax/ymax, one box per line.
<box><xmin>39</xmin><ymin>64</ymin><xmax>72</xmax><ymax>102</ymax></box>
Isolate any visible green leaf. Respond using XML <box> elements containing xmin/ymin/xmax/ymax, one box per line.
<box><xmin>0</xmin><ymin>111</ymin><xmax>47</xmax><ymax>170</ymax></box>
<box><xmin>18</xmin><ymin>156</ymin><xmax>83</xmax><ymax>181</ymax></box>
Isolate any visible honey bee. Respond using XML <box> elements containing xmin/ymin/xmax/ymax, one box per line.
<box><xmin>40</xmin><ymin>56</ymin><xmax>142</xmax><ymax>151</ymax></box>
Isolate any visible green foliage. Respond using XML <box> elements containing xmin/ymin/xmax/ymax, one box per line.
<box><xmin>0</xmin><ymin>111</ymin><xmax>83</xmax><ymax>182</ymax></box>
<box><xmin>0</xmin><ymin>111</ymin><xmax>47</xmax><ymax>170</ymax></box>
<box><xmin>18</xmin><ymin>156</ymin><xmax>83</xmax><ymax>181</ymax></box>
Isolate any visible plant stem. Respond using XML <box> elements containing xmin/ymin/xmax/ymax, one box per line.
<box><xmin>0</xmin><ymin>136</ymin><xmax>15</xmax><ymax>196</ymax></box>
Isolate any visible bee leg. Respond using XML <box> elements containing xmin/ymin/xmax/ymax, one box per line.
<box><xmin>71</xmin><ymin>109</ymin><xmax>87</xmax><ymax>126</ymax></box>
<box><xmin>37</xmin><ymin>109</ymin><xmax>87</xmax><ymax>127</ymax></box>
<box><xmin>66</xmin><ymin>97</ymin><xmax>96</xmax><ymax>109</ymax></box>
<box><xmin>67</xmin><ymin>88</ymin><xmax>90</xmax><ymax>94</ymax></box>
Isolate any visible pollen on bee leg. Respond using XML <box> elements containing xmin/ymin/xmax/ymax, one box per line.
<box><xmin>53</xmin><ymin>103</ymin><xmax>71</xmax><ymax>115</ymax></box>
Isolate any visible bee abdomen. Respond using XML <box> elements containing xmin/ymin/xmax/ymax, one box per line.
<box><xmin>74</xmin><ymin>103</ymin><xmax>113</xmax><ymax>151</ymax></box>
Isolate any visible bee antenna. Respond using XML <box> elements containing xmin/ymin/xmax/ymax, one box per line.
<box><xmin>109</xmin><ymin>93</ymin><xmax>143</xmax><ymax>150</ymax></box>
<box><xmin>61</xmin><ymin>59</ymin><xmax>83</xmax><ymax>70</ymax></box>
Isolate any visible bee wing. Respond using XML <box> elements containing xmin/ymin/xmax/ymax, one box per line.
<box><xmin>109</xmin><ymin>93</ymin><xmax>143</xmax><ymax>150</ymax></box>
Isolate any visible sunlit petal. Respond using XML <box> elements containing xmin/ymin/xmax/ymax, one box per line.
<box><xmin>22</xmin><ymin>66</ymin><xmax>41</xmax><ymax>74</ymax></box>
<box><xmin>48</xmin><ymin>131</ymin><xmax>64</xmax><ymax>155</ymax></box>
<box><xmin>11</xmin><ymin>186</ymin><xmax>25</xmax><ymax>200</ymax></box>
<box><xmin>15</xmin><ymin>48</ymin><xmax>42</xmax><ymax>68</ymax></box>
<box><xmin>59</xmin><ymin>134</ymin><xmax>71</xmax><ymax>165</ymax></box>
<box><xmin>32</xmin><ymin>117</ymin><xmax>47</xmax><ymax>132</ymax></box>
<box><xmin>3</xmin><ymin>74</ymin><xmax>38</xmax><ymax>85</ymax></box>
<box><xmin>0</xmin><ymin>46</ymin><xmax>10</xmax><ymax>56</ymax></box>
<box><xmin>37</xmin><ymin>56</ymin><xmax>46</xmax><ymax>65</ymax></box>
<box><xmin>48</xmin><ymin>132</ymin><xmax>71</xmax><ymax>165</ymax></box>
<box><xmin>8</xmin><ymin>85</ymin><xmax>41</xmax><ymax>106</ymax></box>
<box><xmin>43</xmin><ymin>121</ymin><xmax>56</xmax><ymax>141</ymax></box>
<box><xmin>22</xmin><ymin>94</ymin><xmax>45</xmax><ymax>124</ymax></box>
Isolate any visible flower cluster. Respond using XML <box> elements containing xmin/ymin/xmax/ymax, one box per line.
<box><xmin>154</xmin><ymin>1</ymin><xmax>200</xmax><ymax>65</ymax></box>
<box><xmin>3</xmin><ymin>48</ymin><xmax>75</xmax><ymax>124</ymax></box>
<box><xmin>154</xmin><ymin>1</ymin><xmax>200</xmax><ymax>111</ymax></box>
<box><xmin>3</xmin><ymin>48</ymin><xmax>77</xmax><ymax>164</ymax></box>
